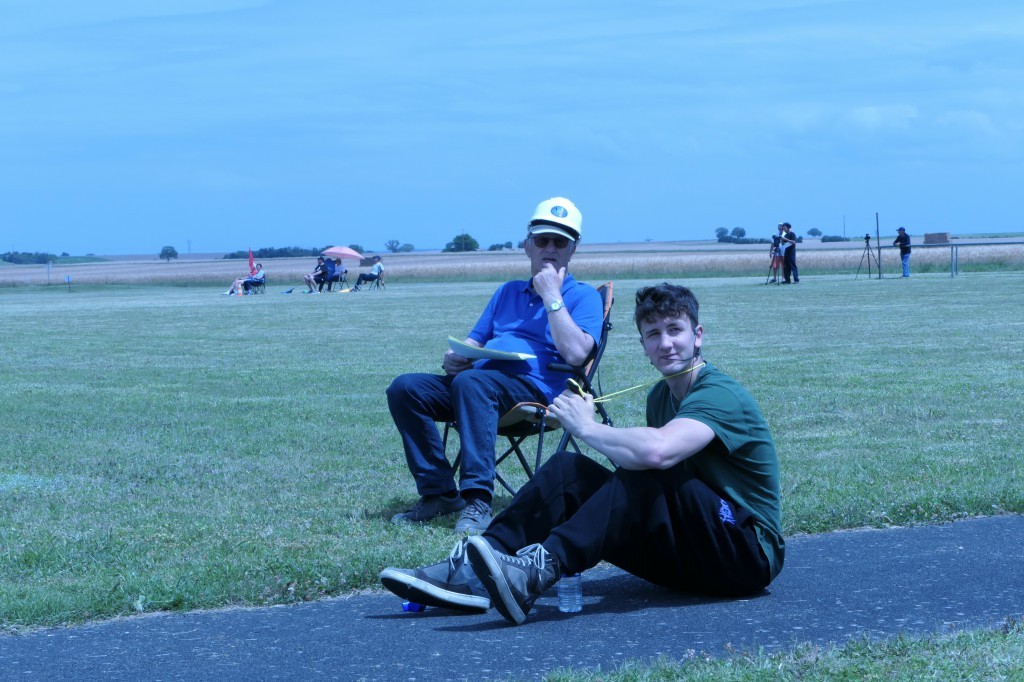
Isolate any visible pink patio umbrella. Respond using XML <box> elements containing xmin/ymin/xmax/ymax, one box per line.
<box><xmin>321</xmin><ymin>246</ymin><xmax>364</xmax><ymax>261</ymax></box>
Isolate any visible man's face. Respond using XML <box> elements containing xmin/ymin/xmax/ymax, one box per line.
<box><xmin>639</xmin><ymin>315</ymin><xmax>703</xmax><ymax>376</ymax></box>
<box><xmin>524</xmin><ymin>233</ymin><xmax>576</xmax><ymax>276</ymax></box>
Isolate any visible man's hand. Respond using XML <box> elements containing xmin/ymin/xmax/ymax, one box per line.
<box><xmin>442</xmin><ymin>350</ymin><xmax>473</xmax><ymax>376</ymax></box>
<box><xmin>532</xmin><ymin>263</ymin><xmax>566</xmax><ymax>303</ymax></box>
<box><xmin>548</xmin><ymin>389</ymin><xmax>596</xmax><ymax>435</ymax></box>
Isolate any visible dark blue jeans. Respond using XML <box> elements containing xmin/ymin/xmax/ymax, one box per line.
<box><xmin>386</xmin><ymin>370</ymin><xmax>547</xmax><ymax>498</ymax></box>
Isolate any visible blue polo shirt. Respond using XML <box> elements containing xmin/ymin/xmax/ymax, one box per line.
<box><xmin>467</xmin><ymin>275</ymin><xmax>604</xmax><ymax>401</ymax></box>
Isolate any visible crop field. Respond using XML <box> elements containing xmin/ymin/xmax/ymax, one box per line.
<box><xmin>2</xmin><ymin>261</ymin><xmax>1022</xmax><ymax>637</ymax></box>
<box><xmin>2</xmin><ymin>238</ymin><xmax>1022</xmax><ymax>287</ymax></box>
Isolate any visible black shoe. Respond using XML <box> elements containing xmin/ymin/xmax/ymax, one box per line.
<box><xmin>390</xmin><ymin>493</ymin><xmax>465</xmax><ymax>524</ymax></box>
<box><xmin>466</xmin><ymin>537</ymin><xmax>560</xmax><ymax>625</ymax></box>
<box><xmin>379</xmin><ymin>538</ymin><xmax>490</xmax><ymax>613</ymax></box>
<box><xmin>454</xmin><ymin>498</ymin><xmax>492</xmax><ymax>534</ymax></box>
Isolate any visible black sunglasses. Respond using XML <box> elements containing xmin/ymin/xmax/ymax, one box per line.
<box><xmin>532</xmin><ymin>235</ymin><xmax>570</xmax><ymax>249</ymax></box>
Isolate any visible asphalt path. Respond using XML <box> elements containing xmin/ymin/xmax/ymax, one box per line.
<box><xmin>1</xmin><ymin>515</ymin><xmax>1022</xmax><ymax>681</ymax></box>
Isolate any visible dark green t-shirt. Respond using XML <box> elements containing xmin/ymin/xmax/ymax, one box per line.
<box><xmin>646</xmin><ymin>362</ymin><xmax>785</xmax><ymax>580</ymax></box>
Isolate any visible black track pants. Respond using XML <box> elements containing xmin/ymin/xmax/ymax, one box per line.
<box><xmin>483</xmin><ymin>451</ymin><xmax>770</xmax><ymax>596</ymax></box>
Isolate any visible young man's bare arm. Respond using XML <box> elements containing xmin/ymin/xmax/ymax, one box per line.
<box><xmin>548</xmin><ymin>392</ymin><xmax>715</xmax><ymax>470</ymax></box>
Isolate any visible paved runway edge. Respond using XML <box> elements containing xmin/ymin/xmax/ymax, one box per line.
<box><xmin>2</xmin><ymin>515</ymin><xmax>1022</xmax><ymax>681</ymax></box>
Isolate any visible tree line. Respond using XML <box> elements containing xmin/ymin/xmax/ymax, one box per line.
<box><xmin>2</xmin><ymin>251</ymin><xmax>60</xmax><ymax>264</ymax></box>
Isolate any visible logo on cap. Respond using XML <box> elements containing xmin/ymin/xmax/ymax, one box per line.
<box><xmin>550</xmin><ymin>206</ymin><xmax>568</xmax><ymax>218</ymax></box>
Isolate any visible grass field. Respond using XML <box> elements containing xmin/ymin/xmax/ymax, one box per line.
<box><xmin>2</xmin><ymin>269</ymin><xmax>1023</xmax><ymax>676</ymax></box>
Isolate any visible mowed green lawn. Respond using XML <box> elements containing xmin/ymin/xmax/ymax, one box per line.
<box><xmin>1</xmin><ymin>273</ymin><xmax>1022</xmax><ymax>631</ymax></box>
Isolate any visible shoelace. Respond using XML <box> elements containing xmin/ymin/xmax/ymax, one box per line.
<box><xmin>510</xmin><ymin>543</ymin><xmax>548</xmax><ymax>570</ymax></box>
<box><xmin>461</xmin><ymin>499</ymin><xmax>489</xmax><ymax>520</ymax></box>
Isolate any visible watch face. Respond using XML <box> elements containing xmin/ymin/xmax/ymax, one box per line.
<box><xmin>549</xmin><ymin>301</ymin><xmax>564</xmax><ymax>312</ymax></box>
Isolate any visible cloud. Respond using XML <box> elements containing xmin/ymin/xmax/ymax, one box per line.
<box><xmin>846</xmin><ymin>105</ymin><xmax>919</xmax><ymax>131</ymax></box>
<box><xmin>937</xmin><ymin>110</ymin><xmax>998</xmax><ymax>136</ymax></box>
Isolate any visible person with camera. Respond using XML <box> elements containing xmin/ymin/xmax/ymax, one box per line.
<box><xmin>780</xmin><ymin>222</ymin><xmax>799</xmax><ymax>284</ymax></box>
<box><xmin>893</xmin><ymin>227</ymin><xmax>912</xmax><ymax>277</ymax></box>
<box><xmin>767</xmin><ymin>228</ymin><xmax>785</xmax><ymax>284</ymax></box>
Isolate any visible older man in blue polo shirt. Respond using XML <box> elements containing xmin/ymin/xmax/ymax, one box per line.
<box><xmin>386</xmin><ymin>197</ymin><xmax>604</xmax><ymax>533</ymax></box>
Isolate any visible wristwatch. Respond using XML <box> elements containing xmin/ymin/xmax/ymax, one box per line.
<box><xmin>546</xmin><ymin>300</ymin><xmax>565</xmax><ymax>313</ymax></box>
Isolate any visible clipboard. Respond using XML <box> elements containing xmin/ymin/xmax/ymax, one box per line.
<box><xmin>447</xmin><ymin>336</ymin><xmax>536</xmax><ymax>361</ymax></box>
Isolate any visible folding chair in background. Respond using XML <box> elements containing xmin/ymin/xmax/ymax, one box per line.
<box><xmin>442</xmin><ymin>282</ymin><xmax>615</xmax><ymax>495</ymax></box>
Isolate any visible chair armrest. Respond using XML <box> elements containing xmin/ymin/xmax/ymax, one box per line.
<box><xmin>547</xmin><ymin>362</ymin><xmax>586</xmax><ymax>377</ymax></box>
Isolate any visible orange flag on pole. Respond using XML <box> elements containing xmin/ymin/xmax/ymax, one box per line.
<box><xmin>248</xmin><ymin>247</ymin><xmax>256</xmax><ymax>275</ymax></box>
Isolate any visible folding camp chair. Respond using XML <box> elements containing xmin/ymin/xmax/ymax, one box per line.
<box><xmin>368</xmin><ymin>269</ymin><xmax>385</xmax><ymax>290</ymax></box>
<box><xmin>324</xmin><ymin>270</ymin><xmax>348</xmax><ymax>292</ymax></box>
<box><xmin>442</xmin><ymin>282</ymin><xmax>614</xmax><ymax>495</ymax></box>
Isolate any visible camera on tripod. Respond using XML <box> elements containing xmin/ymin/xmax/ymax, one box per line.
<box><xmin>863</xmin><ymin>233</ymin><xmax>871</xmax><ymax>244</ymax></box>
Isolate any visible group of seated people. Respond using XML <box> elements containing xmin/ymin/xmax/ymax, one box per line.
<box><xmin>304</xmin><ymin>257</ymin><xmax>350</xmax><ymax>293</ymax></box>
<box><xmin>222</xmin><ymin>255</ymin><xmax>384</xmax><ymax>296</ymax></box>
<box><xmin>223</xmin><ymin>263</ymin><xmax>265</xmax><ymax>295</ymax></box>
<box><xmin>304</xmin><ymin>255</ymin><xmax>383</xmax><ymax>293</ymax></box>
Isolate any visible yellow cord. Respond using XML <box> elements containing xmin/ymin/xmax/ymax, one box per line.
<box><xmin>575</xmin><ymin>361</ymin><xmax>706</xmax><ymax>404</ymax></box>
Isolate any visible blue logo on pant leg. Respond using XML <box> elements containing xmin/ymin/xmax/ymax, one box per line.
<box><xmin>719</xmin><ymin>499</ymin><xmax>736</xmax><ymax>525</ymax></box>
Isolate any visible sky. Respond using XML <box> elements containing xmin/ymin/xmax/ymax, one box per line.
<box><xmin>2</xmin><ymin>0</ymin><xmax>1022</xmax><ymax>255</ymax></box>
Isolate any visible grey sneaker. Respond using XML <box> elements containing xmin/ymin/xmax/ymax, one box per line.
<box><xmin>390</xmin><ymin>494</ymin><xmax>465</xmax><ymax>525</ymax></box>
<box><xmin>466</xmin><ymin>537</ymin><xmax>561</xmax><ymax>625</ymax></box>
<box><xmin>379</xmin><ymin>538</ymin><xmax>490</xmax><ymax>613</ymax></box>
<box><xmin>454</xmin><ymin>498</ymin><xmax>492</xmax><ymax>534</ymax></box>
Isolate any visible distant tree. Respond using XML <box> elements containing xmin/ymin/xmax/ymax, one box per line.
<box><xmin>821</xmin><ymin>235</ymin><xmax>849</xmax><ymax>243</ymax></box>
<box><xmin>443</xmin><ymin>233</ymin><xmax>479</xmax><ymax>252</ymax></box>
<box><xmin>349</xmin><ymin>244</ymin><xmax>365</xmax><ymax>254</ymax></box>
<box><xmin>159</xmin><ymin>246</ymin><xmax>178</xmax><ymax>262</ymax></box>
<box><xmin>61</xmin><ymin>252</ymin><xmax>70</xmax><ymax>257</ymax></box>
<box><xmin>385</xmin><ymin>240</ymin><xmax>401</xmax><ymax>253</ymax></box>
<box><xmin>487</xmin><ymin>243</ymin><xmax>504</xmax><ymax>251</ymax></box>
<box><xmin>807</xmin><ymin>228</ymin><xmax>822</xmax><ymax>237</ymax></box>
<box><xmin>715</xmin><ymin>227</ymin><xmax>729</xmax><ymax>239</ymax></box>
<box><xmin>504</xmin><ymin>241</ymin><xmax>513</xmax><ymax>250</ymax></box>
<box><xmin>399</xmin><ymin>243</ymin><xmax>415</xmax><ymax>252</ymax></box>
<box><xmin>730</xmin><ymin>227</ymin><xmax>746</xmax><ymax>239</ymax></box>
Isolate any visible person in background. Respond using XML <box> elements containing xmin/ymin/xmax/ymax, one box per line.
<box><xmin>893</xmin><ymin>227</ymin><xmax>912</xmax><ymax>278</ymax></box>
<box><xmin>303</xmin><ymin>256</ymin><xmax>328</xmax><ymax>294</ymax></box>
<box><xmin>780</xmin><ymin>222</ymin><xmax>799</xmax><ymax>284</ymax></box>
<box><xmin>351</xmin><ymin>255</ymin><xmax>384</xmax><ymax>291</ymax></box>
<box><xmin>325</xmin><ymin>258</ymin><xmax>348</xmax><ymax>291</ymax></box>
<box><xmin>224</xmin><ymin>263</ymin><xmax>265</xmax><ymax>295</ymax></box>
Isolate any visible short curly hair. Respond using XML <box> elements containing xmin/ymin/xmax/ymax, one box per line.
<box><xmin>634</xmin><ymin>283</ymin><xmax>699</xmax><ymax>331</ymax></box>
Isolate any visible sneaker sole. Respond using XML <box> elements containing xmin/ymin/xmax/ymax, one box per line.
<box><xmin>379</xmin><ymin>569</ymin><xmax>490</xmax><ymax>613</ymax></box>
<box><xmin>454</xmin><ymin>516</ymin><xmax>491</xmax><ymax>534</ymax></box>
<box><xmin>466</xmin><ymin>537</ymin><xmax>527</xmax><ymax>625</ymax></box>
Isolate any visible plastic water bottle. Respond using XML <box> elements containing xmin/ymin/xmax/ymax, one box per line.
<box><xmin>557</xmin><ymin>573</ymin><xmax>582</xmax><ymax>613</ymax></box>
